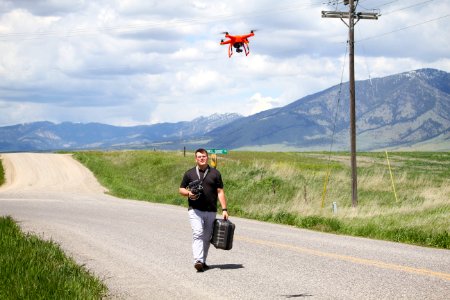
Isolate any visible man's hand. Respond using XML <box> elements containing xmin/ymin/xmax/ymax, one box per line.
<box><xmin>222</xmin><ymin>210</ymin><xmax>229</xmax><ymax>220</ymax></box>
<box><xmin>188</xmin><ymin>191</ymin><xmax>199</xmax><ymax>200</ymax></box>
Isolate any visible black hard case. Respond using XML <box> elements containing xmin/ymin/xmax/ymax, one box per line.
<box><xmin>211</xmin><ymin>219</ymin><xmax>235</xmax><ymax>250</ymax></box>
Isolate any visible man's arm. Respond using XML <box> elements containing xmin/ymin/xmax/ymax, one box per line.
<box><xmin>179</xmin><ymin>187</ymin><xmax>193</xmax><ymax>199</ymax></box>
<box><xmin>217</xmin><ymin>188</ymin><xmax>229</xmax><ymax>220</ymax></box>
<box><xmin>180</xmin><ymin>171</ymin><xmax>193</xmax><ymax>199</ymax></box>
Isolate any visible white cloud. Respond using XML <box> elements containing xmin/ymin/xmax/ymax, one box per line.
<box><xmin>248</xmin><ymin>93</ymin><xmax>280</xmax><ymax>115</ymax></box>
<box><xmin>173</xmin><ymin>68</ymin><xmax>223</xmax><ymax>96</ymax></box>
<box><xmin>0</xmin><ymin>101</ymin><xmax>47</xmax><ymax>124</ymax></box>
<box><xmin>171</xmin><ymin>47</ymin><xmax>201</xmax><ymax>60</ymax></box>
<box><xmin>0</xmin><ymin>0</ymin><xmax>449</xmax><ymax>126</ymax></box>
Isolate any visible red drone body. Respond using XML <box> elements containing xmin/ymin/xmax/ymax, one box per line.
<box><xmin>220</xmin><ymin>30</ymin><xmax>255</xmax><ymax>58</ymax></box>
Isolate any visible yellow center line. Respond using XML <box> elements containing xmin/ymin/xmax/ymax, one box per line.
<box><xmin>236</xmin><ymin>235</ymin><xmax>450</xmax><ymax>281</ymax></box>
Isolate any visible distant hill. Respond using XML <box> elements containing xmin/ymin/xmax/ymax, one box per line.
<box><xmin>0</xmin><ymin>68</ymin><xmax>449</xmax><ymax>152</ymax></box>
<box><xmin>0</xmin><ymin>113</ymin><xmax>242</xmax><ymax>152</ymax></box>
<box><xmin>205</xmin><ymin>68</ymin><xmax>450</xmax><ymax>151</ymax></box>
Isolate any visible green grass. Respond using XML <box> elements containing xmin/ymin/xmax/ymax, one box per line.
<box><xmin>0</xmin><ymin>216</ymin><xmax>107</xmax><ymax>299</ymax></box>
<box><xmin>0</xmin><ymin>157</ymin><xmax>4</xmax><ymax>186</ymax></box>
<box><xmin>73</xmin><ymin>150</ymin><xmax>450</xmax><ymax>249</ymax></box>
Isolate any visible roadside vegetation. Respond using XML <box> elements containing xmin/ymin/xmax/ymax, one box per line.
<box><xmin>73</xmin><ymin>150</ymin><xmax>449</xmax><ymax>249</ymax></box>
<box><xmin>0</xmin><ymin>215</ymin><xmax>107</xmax><ymax>299</ymax></box>
<box><xmin>0</xmin><ymin>157</ymin><xmax>4</xmax><ymax>186</ymax></box>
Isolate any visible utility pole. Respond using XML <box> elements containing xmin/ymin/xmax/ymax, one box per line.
<box><xmin>322</xmin><ymin>0</ymin><xmax>379</xmax><ymax>207</ymax></box>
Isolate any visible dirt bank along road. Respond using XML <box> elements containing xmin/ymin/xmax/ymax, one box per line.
<box><xmin>0</xmin><ymin>153</ymin><xmax>449</xmax><ymax>299</ymax></box>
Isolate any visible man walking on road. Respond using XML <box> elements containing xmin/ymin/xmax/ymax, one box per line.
<box><xmin>179</xmin><ymin>148</ymin><xmax>229</xmax><ymax>272</ymax></box>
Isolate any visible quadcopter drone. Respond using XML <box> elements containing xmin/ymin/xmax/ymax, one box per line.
<box><xmin>220</xmin><ymin>30</ymin><xmax>255</xmax><ymax>58</ymax></box>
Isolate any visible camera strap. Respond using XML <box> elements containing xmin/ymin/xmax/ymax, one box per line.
<box><xmin>196</xmin><ymin>166</ymin><xmax>209</xmax><ymax>183</ymax></box>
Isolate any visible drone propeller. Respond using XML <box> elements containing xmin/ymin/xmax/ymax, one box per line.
<box><xmin>220</xmin><ymin>31</ymin><xmax>229</xmax><ymax>35</ymax></box>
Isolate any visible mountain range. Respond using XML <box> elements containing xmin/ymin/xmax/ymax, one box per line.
<box><xmin>205</xmin><ymin>68</ymin><xmax>450</xmax><ymax>151</ymax></box>
<box><xmin>1</xmin><ymin>68</ymin><xmax>449</xmax><ymax>152</ymax></box>
<box><xmin>0</xmin><ymin>114</ymin><xmax>242</xmax><ymax>152</ymax></box>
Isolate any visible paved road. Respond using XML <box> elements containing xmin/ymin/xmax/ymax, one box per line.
<box><xmin>0</xmin><ymin>153</ymin><xmax>449</xmax><ymax>299</ymax></box>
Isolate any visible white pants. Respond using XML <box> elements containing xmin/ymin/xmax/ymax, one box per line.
<box><xmin>188</xmin><ymin>209</ymin><xmax>216</xmax><ymax>264</ymax></box>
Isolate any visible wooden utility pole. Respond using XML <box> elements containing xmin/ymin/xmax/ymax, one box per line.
<box><xmin>322</xmin><ymin>0</ymin><xmax>379</xmax><ymax>207</ymax></box>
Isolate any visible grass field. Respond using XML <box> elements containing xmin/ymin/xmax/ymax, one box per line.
<box><xmin>0</xmin><ymin>157</ymin><xmax>4</xmax><ymax>186</ymax></box>
<box><xmin>0</xmin><ymin>216</ymin><xmax>107</xmax><ymax>299</ymax></box>
<box><xmin>73</xmin><ymin>150</ymin><xmax>450</xmax><ymax>249</ymax></box>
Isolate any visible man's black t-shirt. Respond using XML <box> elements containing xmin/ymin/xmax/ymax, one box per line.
<box><xmin>180</xmin><ymin>166</ymin><xmax>224</xmax><ymax>212</ymax></box>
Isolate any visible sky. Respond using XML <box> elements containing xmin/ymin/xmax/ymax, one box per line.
<box><xmin>0</xmin><ymin>0</ymin><xmax>449</xmax><ymax>127</ymax></box>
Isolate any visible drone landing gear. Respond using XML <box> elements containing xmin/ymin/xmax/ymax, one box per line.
<box><xmin>242</xmin><ymin>44</ymin><xmax>250</xmax><ymax>56</ymax></box>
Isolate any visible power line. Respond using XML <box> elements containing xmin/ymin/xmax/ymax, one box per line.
<box><xmin>358</xmin><ymin>13</ymin><xmax>450</xmax><ymax>42</ymax></box>
<box><xmin>0</xmin><ymin>2</ymin><xmax>325</xmax><ymax>41</ymax></box>
<box><xmin>321</xmin><ymin>41</ymin><xmax>348</xmax><ymax>208</ymax></box>
<box><xmin>358</xmin><ymin>0</ymin><xmax>399</xmax><ymax>10</ymax></box>
<box><xmin>382</xmin><ymin>0</ymin><xmax>435</xmax><ymax>15</ymax></box>
<box><xmin>322</xmin><ymin>12</ymin><xmax>449</xmax><ymax>45</ymax></box>
<box><xmin>377</xmin><ymin>0</ymin><xmax>401</xmax><ymax>8</ymax></box>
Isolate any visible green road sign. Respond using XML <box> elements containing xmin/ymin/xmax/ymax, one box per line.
<box><xmin>207</xmin><ymin>149</ymin><xmax>228</xmax><ymax>154</ymax></box>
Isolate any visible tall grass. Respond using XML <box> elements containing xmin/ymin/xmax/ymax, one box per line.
<box><xmin>73</xmin><ymin>151</ymin><xmax>450</xmax><ymax>249</ymax></box>
<box><xmin>0</xmin><ymin>216</ymin><xmax>107</xmax><ymax>299</ymax></box>
<box><xmin>0</xmin><ymin>157</ymin><xmax>4</xmax><ymax>186</ymax></box>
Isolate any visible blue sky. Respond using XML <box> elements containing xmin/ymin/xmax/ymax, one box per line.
<box><xmin>0</xmin><ymin>0</ymin><xmax>449</xmax><ymax>126</ymax></box>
